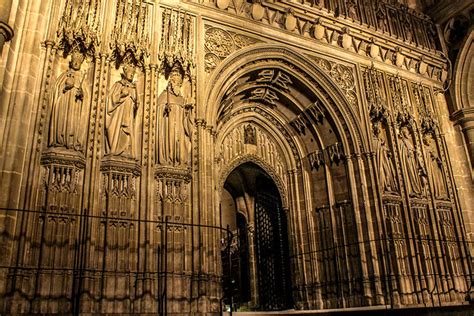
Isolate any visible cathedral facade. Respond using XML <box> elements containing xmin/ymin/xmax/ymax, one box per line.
<box><xmin>0</xmin><ymin>0</ymin><xmax>473</xmax><ymax>314</ymax></box>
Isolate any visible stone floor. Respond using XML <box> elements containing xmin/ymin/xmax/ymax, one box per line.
<box><xmin>222</xmin><ymin>304</ymin><xmax>474</xmax><ymax>316</ymax></box>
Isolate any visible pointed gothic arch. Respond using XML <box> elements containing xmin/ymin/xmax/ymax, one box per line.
<box><xmin>202</xmin><ymin>43</ymin><xmax>368</xmax><ymax>157</ymax></box>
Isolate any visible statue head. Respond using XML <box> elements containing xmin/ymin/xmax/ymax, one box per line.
<box><xmin>70</xmin><ymin>50</ymin><xmax>85</xmax><ymax>71</ymax></box>
<box><xmin>168</xmin><ymin>63</ymin><xmax>184</xmax><ymax>96</ymax></box>
<box><xmin>122</xmin><ymin>63</ymin><xmax>136</xmax><ymax>82</ymax></box>
<box><xmin>372</xmin><ymin>121</ymin><xmax>381</xmax><ymax>137</ymax></box>
<box><xmin>423</xmin><ymin>133</ymin><xmax>433</xmax><ymax>146</ymax></box>
<box><xmin>121</xmin><ymin>53</ymin><xmax>137</xmax><ymax>82</ymax></box>
<box><xmin>401</xmin><ymin>125</ymin><xmax>411</xmax><ymax>139</ymax></box>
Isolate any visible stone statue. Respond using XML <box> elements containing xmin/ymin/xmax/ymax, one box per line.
<box><xmin>48</xmin><ymin>50</ymin><xmax>88</xmax><ymax>151</ymax></box>
<box><xmin>423</xmin><ymin>133</ymin><xmax>448</xmax><ymax>199</ymax></box>
<box><xmin>374</xmin><ymin>122</ymin><xmax>398</xmax><ymax>193</ymax></box>
<box><xmin>156</xmin><ymin>64</ymin><xmax>193</xmax><ymax>167</ymax></box>
<box><xmin>105</xmin><ymin>61</ymin><xmax>138</xmax><ymax>158</ymax></box>
<box><xmin>375</xmin><ymin>3</ymin><xmax>387</xmax><ymax>32</ymax></box>
<box><xmin>244</xmin><ymin>124</ymin><xmax>256</xmax><ymax>145</ymax></box>
<box><xmin>347</xmin><ymin>0</ymin><xmax>358</xmax><ymax>20</ymax></box>
<box><xmin>398</xmin><ymin>125</ymin><xmax>426</xmax><ymax>197</ymax></box>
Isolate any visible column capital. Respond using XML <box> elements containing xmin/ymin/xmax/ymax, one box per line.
<box><xmin>452</xmin><ymin>107</ymin><xmax>474</xmax><ymax>128</ymax></box>
<box><xmin>0</xmin><ymin>20</ymin><xmax>13</xmax><ymax>43</ymax></box>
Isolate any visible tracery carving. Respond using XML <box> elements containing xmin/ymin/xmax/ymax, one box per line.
<box><xmin>56</xmin><ymin>0</ymin><xmax>101</xmax><ymax>57</ymax></box>
<box><xmin>159</xmin><ymin>8</ymin><xmax>195</xmax><ymax>76</ymax></box>
<box><xmin>195</xmin><ymin>2</ymin><xmax>446</xmax><ymax>81</ymax></box>
<box><xmin>204</xmin><ymin>26</ymin><xmax>261</xmax><ymax>73</ymax></box>
<box><xmin>217</xmin><ymin>124</ymin><xmax>286</xmax><ymax>183</ymax></box>
<box><xmin>220</xmin><ymin>105</ymin><xmax>301</xmax><ymax>168</ymax></box>
<box><xmin>311</xmin><ymin>57</ymin><xmax>358</xmax><ymax>111</ymax></box>
<box><xmin>205</xmin><ymin>27</ymin><xmax>234</xmax><ymax>58</ymax></box>
<box><xmin>110</xmin><ymin>0</ymin><xmax>150</xmax><ymax>67</ymax></box>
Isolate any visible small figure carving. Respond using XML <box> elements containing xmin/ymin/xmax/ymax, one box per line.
<box><xmin>244</xmin><ymin>124</ymin><xmax>257</xmax><ymax>145</ymax></box>
<box><xmin>373</xmin><ymin>122</ymin><xmax>398</xmax><ymax>193</ymax></box>
<box><xmin>398</xmin><ymin>125</ymin><xmax>426</xmax><ymax>197</ymax></box>
<box><xmin>347</xmin><ymin>0</ymin><xmax>358</xmax><ymax>20</ymax></box>
<box><xmin>48</xmin><ymin>50</ymin><xmax>88</xmax><ymax>151</ymax></box>
<box><xmin>105</xmin><ymin>58</ymin><xmax>138</xmax><ymax>158</ymax></box>
<box><xmin>423</xmin><ymin>133</ymin><xmax>448</xmax><ymax>200</ymax></box>
<box><xmin>375</xmin><ymin>3</ymin><xmax>387</xmax><ymax>32</ymax></box>
<box><xmin>156</xmin><ymin>63</ymin><xmax>193</xmax><ymax>167</ymax></box>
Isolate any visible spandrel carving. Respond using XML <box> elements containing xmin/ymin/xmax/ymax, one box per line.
<box><xmin>105</xmin><ymin>60</ymin><xmax>139</xmax><ymax>159</ymax></box>
<box><xmin>156</xmin><ymin>64</ymin><xmax>193</xmax><ymax>167</ymax></box>
<box><xmin>48</xmin><ymin>50</ymin><xmax>89</xmax><ymax>152</ymax></box>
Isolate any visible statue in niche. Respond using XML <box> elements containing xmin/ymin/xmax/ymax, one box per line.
<box><xmin>422</xmin><ymin>133</ymin><xmax>448</xmax><ymax>199</ymax></box>
<box><xmin>373</xmin><ymin>121</ymin><xmax>398</xmax><ymax>193</ymax></box>
<box><xmin>398</xmin><ymin>125</ymin><xmax>426</xmax><ymax>197</ymax></box>
<box><xmin>347</xmin><ymin>0</ymin><xmax>358</xmax><ymax>20</ymax></box>
<box><xmin>374</xmin><ymin>2</ymin><xmax>387</xmax><ymax>32</ymax></box>
<box><xmin>244</xmin><ymin>124</ymin><xmax>257</xmax><ymax>145</ymax></box>
<box><xmin>105</xmin><ymin>56</ymin><xmax>138</xmax><ymax>159</ymax></box>
<box><xmin>48</xmin><ymin>50</ymin><xmax>88</xmax><ymax>152</ymax></box>
<box><xmin>401</xmin><ymin>13</ymin><xmax>414</xmax><ymax>42</ymax></box>
<box><xmin>156</xmin><ymin>63</ymin><xmax>193</xmax><ymax>167</ymax></box>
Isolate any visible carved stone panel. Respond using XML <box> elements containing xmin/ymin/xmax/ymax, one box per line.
<box><xmin>204</xmin><ymin>26</ymin><xmax>261</xmax><ymax>73</ymax></box>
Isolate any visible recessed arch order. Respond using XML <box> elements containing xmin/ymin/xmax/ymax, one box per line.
<box><xmin>201</xmin><ymin>43</ymin><xmax>368</xmax><ymax>158</ymax></box>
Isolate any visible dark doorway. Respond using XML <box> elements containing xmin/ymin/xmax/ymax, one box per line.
<box><xmin>221</xmin><ymin>162</ymin><xmax>293</xmax><ymax>311</ymax></box>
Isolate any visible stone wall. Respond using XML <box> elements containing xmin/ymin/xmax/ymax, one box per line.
<box><xmin>0</xmin><ymin>0</ymin><xmax>472</xmax><ymax>313</ymax></box>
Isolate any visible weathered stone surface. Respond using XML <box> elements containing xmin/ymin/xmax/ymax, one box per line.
<box><xmin>0</xmin><ymin>0</ymin><xmax>472</xmax><ymax>314</ymax></box>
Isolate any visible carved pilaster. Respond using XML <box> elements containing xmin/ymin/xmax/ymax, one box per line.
<box><xmin>153</xmin><ymin>166</ymin><xmax>192</xmax><ymax>314</ymax></box>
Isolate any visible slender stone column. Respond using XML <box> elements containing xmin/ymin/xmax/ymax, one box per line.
<box><xmin>247</xmin><ymin>223</ymin><xmax>259</xmax><ymax>308</ymax></box>
<box><xmin>0</xmin><ymin>0</ymin><xmax>13</xmax><ymax>52</ymax></box>
<box><xmin>452</xmin><ymin>108</ymin><xmax>474</xmax><ymax>171</ymax></box>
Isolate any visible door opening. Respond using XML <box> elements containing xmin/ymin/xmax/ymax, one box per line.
<box><xmin>221</xmin><ymin>162</ymin><xmax>292</xmax><ymax>311</ymax></box>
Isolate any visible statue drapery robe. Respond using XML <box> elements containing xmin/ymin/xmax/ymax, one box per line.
<box><xmin>156</xmin><ymin>87</ymin><xmax>192</xmax><ymax>167</ymax></box>
<box><xmin>399</xmin><ymin>132</ymin><xmax>425</xmax><ymax>197</ymax></box>
<box><xmin>425</xmin><ymin>147</ymin><xmax>448</xmax><ymax>199</ymax></box>
<box><xmin>375</xmin><ymin>135</ymin><xmax>398</xmax><ymax>193</ymax></box>
<box><xmin>105</xmin><ymin>79</ymin><xmax>138</xmax><ymax>158</ymax></box>
<box><xmin>48</xmin><ymin>68</ymin><xmax>88</xmax><ymax>151</ymax></box>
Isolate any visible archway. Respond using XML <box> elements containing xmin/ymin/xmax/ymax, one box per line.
<box><xmin>221</xmin><ymin>162</ymin><xmax>293</xmax><ymax>311</ymax></box>
<box><xmin>208</xmin><ymin>44</ymin><xmax>367</xmax><ymax>309</ymax></box>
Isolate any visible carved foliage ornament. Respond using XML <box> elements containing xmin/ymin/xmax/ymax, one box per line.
<box><xmin>204</xmin><ymin>26</ymin><xmax>261</xmax><ymax>73</ymax></box>
<box><xmin>312</xmin><ymin>57</ymin><xmax>357</xmax><ymax>111</ymax></box>
<box><xmin>159</xmin><ymin>8</ymin><xmax>195</xmax><ymax>77</ymax></box>
<box><xmin>56</xmin><ymin>0</ymin><xmax>101</xmax><ymax>56</ymax></box>
<box><xmin>201</xmin><ymin>1</ymin><xmax>444</xmax><ymax>81</ymax></box>
<box><xmin>110</xmin><ymin>0</ymin><xmax>150</xmax><ymax>67</ymax></box>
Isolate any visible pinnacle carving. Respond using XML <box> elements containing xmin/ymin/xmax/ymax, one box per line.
<box><xmin>110</xmin><ymin>0</ymin><xmax>150</xmax><ymax>67</ymax></box>
<box><xmin>56</xmin><ymin>0</ymin><xmax>101</xmax><ymax>56</ymax></box>
<box><xmin>159</xmin><ymin>8</ymin><xmax>195</xmax><ymax>77</ymax></box>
